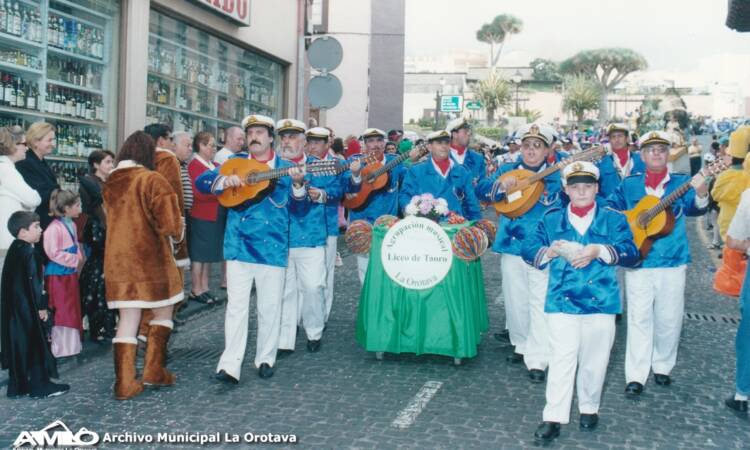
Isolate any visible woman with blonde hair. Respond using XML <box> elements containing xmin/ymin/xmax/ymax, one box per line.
<box><xmin>15</xmin><ymin>122</ymin><xmax>59</xmax><ymax>229</ymax></box>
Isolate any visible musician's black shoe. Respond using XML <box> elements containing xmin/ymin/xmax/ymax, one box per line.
<box><xmin>258</xmin><ymin>363</ymin><xmax>274</xmax><ymax>379</ymax></box>
<box><xmin>306</xmin><ymin>339</ymin><xmax>321</xmax><ymax>353</ymax></box>
<box><xmin>493</xmin><ymin>330</ymin><xmax>510</xmax><ymax>343</ymax></box>
<box><xmin>724</xmin><ymin>397</ymin><xmax>749</xmax><ymax>416</ymax></box>
<box><xmin>654</xmin><ymin>373</ymin><xmax>671</xmax><ymax>386</ymax></box>
<box><xmin>625</xmin><ymin>382</ymin><xmax>643</xmax><ymax>399</ymax></box>
<box><xmin>533</xmin><ymin>422</ymin><xmax>560</xmax><ymax>444</ymax></box>
<box><xmin>529</xmin><ymin>369</ymin><xmax>546</xmax><ymax>383</ymax></box>
<box><xmin>579</xmin><ymin>413</ymin><xmax>599</xmax><ymax>431</ymax></box>
<box><xmin>506</xmin><ymin>352</ymin><xmax>524</xmax><ymax>364</ymax></box>
<box><xmin>215</xmin><ymin>370</ymin><xmax>239</xmax><ymax>385</ymax></box>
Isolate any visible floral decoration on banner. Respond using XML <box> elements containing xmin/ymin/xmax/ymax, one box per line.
<box><xmin>404</xmin><ymin>193</ymin><xmax>449</xmax><ymax>222</ymax></box>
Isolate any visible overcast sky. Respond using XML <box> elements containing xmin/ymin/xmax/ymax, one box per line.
<box><xmin>405</xmin><ymin>0</ymin><xmax>750</xmax><ymax>71</ymax></box>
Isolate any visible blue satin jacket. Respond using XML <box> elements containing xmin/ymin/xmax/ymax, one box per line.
<box><xmin>597</xmin><ymin>152</ymin><xmax>645</xmax><ymax>199</ymax></box>
<box><xmin>195</xmin><ymin>156</ymin><xmax>307</xmax><ymax>267</ymax></box>
<box><xmin>606</xmin><ymin>172</ymin><xmax>707</xmax><ymax>268</ymax></box>
<box><xmin>450</xmin><ymin>149</ymin><xmax>486</xmax><ymax>185</ymax></box>
<box><xmin>348</xmin><ymin>153</ymin><xmax>407</xmax><ymax>223</ymax></box>
<box><xmin>324</xmin><ymin>156</ymin><xmax>360</xmax><ymax>237</ymax></box>
<box><xmin>398</xmin><ymin>158</ymin><xmax>482</xmax><ymax>220</ymax></box>
<box><xmin>476</xmin><ymin>160</ymin><xmax>563</xmax><ymax>256</ymax></box>
<box><xmin>521</xmin><ymin>206</ymin><xmax>640</xmax><ymax>314</ymax></box>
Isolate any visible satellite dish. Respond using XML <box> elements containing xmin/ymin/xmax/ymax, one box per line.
<box><xmin>308</xmin><ymin>74</ymin><xmax>342</xmax><ymax>109</ymax></box>
<box><xmin>307</xmin><ymin>36</ymin><xmax>343</xmax><ymax>72</ymax></box>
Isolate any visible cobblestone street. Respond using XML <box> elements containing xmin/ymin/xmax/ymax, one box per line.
<box><xmin>0</xmin><ymin>217</ymin><xmax>747</xmax><ymax>449</ymax></box>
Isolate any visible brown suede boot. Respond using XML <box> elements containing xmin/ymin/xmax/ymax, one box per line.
<box><xmin>113</xmin><ymin>341</ymin><xmax>144</xmax><ymax>400</ymax></box>
<box><xmin>142</xmin><ymin>323</ymin><xmax>176</xmax><ymax>387</ymax></box>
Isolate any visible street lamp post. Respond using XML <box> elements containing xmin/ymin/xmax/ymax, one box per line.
<box><xmin>511</xmin><ymin>70</ymin><xmax>522</xmax><ymax>117</ymax></box>
<box><xmin>434</xmin><ymin>77</ymin><xmax>446</xmax><ymax>130</ymax></box>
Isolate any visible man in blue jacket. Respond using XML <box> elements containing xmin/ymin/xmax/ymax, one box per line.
<box><xmin>476</xmin><ymin>123</ymin><xmax>562</xmax><ymax>383</ymax></box>
<box><xmin>399</xmin><ymin>130</ymin><xmax>481</xmax><ymax>220</ymax></box>
<box><xmin>523</xmin><ymin>161</ymin><xmax>639</xmax><ymax>444</ymax></box>
<box><xmin>607</xmin><ymin>130</ymin><xmax>709</xmax><ymax>399</ymax></box>
<box><xmin>195</xmin><ymin>115</ymin><xmax>307</xmax><ymax>382</ymax></box>
<box><xmin>447</xmin><ymin>117</ymin><xmax>486</xmax><ymax>185</ymax></box>
<box><xmin>349</xmin><ymin>128</ymin><xmax>418</xmax><ymax>283</ymax></box>
<box><xmin>277</xmin><ymin>121</ymin><xmax>361</xmax><ymax>355</ymax></box>
<box><xmin>597</xmin><ymin>123</ymin><xmax>645</xmax><ymax>199</ymax></box>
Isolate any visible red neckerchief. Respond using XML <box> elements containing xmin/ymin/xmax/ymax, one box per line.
<box><xmin>645</xmin><ymin>169</ymin><xmax>667</xmax><ymax>189</ymax></box>
<box><xmin>254</xmin><ymin>150</ymin><xmax>275</xmax><ymax>164</ymax></box>
<box><xmin>612</xmin><ymin>147</ymin><xmax>629</xmax><ymax>167</ymax></box>
<box><xmin>547</xmin><ymin>152</ymin><xmax>556</xmax><ymax>165</ymax></box>
<box><xmin>451</xmin><ymin>144</ymin><xmax>466</xmax><ymax>156</ymax></box>
<box><xmin>434</xmin><ymin>157</ymin><xmax>450</xmax><ymax>175</ymax></box>
<box><xmin>570</xmin><ymin>203</ymin><xmax>595</xmax><ymax>218</ymax></box>
<box><xmin>289</xmin><ymin>154</ymin><xmax>306</xmax><ymax>165</ymax></box>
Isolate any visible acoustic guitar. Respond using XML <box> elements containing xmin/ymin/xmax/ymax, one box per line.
<box><xmin>624</xmin><ymin>160</ymin><xmax>728</xmax><ymax>259</ymax></box>
<box><xmin>492</xmin><ymin>146</ymin><xmax>607</xmax><ymax>218</ymax></box>
<box><xmin>218</xmin><ymin>157</ymin><xmax>340</xmax><ymax>208</ymax></box>
<box><xmin>342</xmin><ymin>144</ymin><xmax>429</xmax><ymax>210</ymax></box>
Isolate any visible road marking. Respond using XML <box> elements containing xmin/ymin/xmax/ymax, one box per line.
<box><xmin>391</xmin><ymin>381</ymin><xmax>443</xmax><ymax>429</ymax></box>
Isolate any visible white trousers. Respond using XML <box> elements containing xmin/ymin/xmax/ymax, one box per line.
<box><xmin>357</xmin><ymin>254</ymin><xmax>369</xmax><ymax>285</ymax></box>
<box><xmin>501</xmin><ymin>254</ymin><xmax>550</xmax><ymax>369</ymax></box>
<box><xmin>324</xmin><ymin>236</ymin><xmax>337</xmax><ymax>322</ymax></box>
<box><xmin>543</xmin><ymin>313</ymin><xmax>616</xmax><ymax>424</ymax></box>
<box><xmin>624</xmin><ymin>265</ymin><xmax>687</xmax><ymax>384</ymax></box>
<box><xmin>279</xmin><ymin>247</ymin><xmax>326</xmax><ymax>349</ymax></box>
<box><xmin>216</xmin><ymin>261</ymin><xmax>285</xmax><ymax>379</ymax></box>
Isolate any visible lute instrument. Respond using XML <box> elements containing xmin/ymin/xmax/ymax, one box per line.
<box><xmin>492</xmin><ymin>146</ymin><xmax>607</xmax><ymax>218</ymax></box>
<box><xmin>624</xmin><ymin>160</ymin><xmax>728</xmax><ymax>259</ymax></box>
<box><xmin>342</xmin><ymin>144</ymin><xmax>429</xmax><ymax>210</ymax></box>
<box><xmin>218</xmin><ymin>157</ymin><xmax>340</xmax><ymax>208</ymax></box>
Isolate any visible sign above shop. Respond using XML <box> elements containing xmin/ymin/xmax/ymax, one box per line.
<box><xmin>191</xmin><ymin>0</ymin><xmax>250</xmax><ymax>26</ymax></box>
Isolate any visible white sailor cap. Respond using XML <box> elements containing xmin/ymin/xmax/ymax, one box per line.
<box><xmin>426</xmin><ymin>130</ymin><xmax>451</xmax><ymax>142</ymax></box>
<box><xmin>306</xmin><ymin>127</ymin><xmax>331</xmax><ymax>140</ymax></box>
<box><xmin>517</xmin><ymin>123</ymin><xmax>554</xmax><ymax>146</ymax></box>
<box><xmin>361</xmin><ymin>128</ymin><xmax>387</xmax><ymax>139</ymax></box>
<box><xmin>242</xmin><ymin>114</ymin><xmax>275</xmax><ymax>131</ymax></box>
<box><xmin>276</xmin><ymin>118</ymin><xmax>307</xmax><ymax>134</ymax></box>
<box><xmin>606</xmin><ymin>123</ymin><xmax>630</xmax><ymax>136</ymax></box>
<box><xmin>639</xmin><ymin>130</ymin><xmax>672</xmax><ymax>147</ymax></box>
<box><xmin>562</xmin><ymin>161</ymin><xmax>600</xmax><ymax>186</ymax></box>
<box><xmin>446</xmin><ymin>117</ymin><xmax>471</xmax><ymax>133</ymax></box>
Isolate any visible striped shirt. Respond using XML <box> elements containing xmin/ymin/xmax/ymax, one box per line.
<box><xmin>180</xmin><ymin>160</ymin><xmax>194</xmax><ymax>213</ymax></box>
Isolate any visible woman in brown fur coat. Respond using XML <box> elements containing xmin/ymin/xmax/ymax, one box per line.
<box><xmin>103</xmin><ymin>131</ymin><xmax>184</xmax><ymax>400</ymax></box>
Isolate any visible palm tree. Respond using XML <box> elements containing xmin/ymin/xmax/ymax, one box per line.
<box><xmin>476</xmin><ymin>15</ymin><xmax>523</xmax><ymax>69</ymax></box>
<box><xmin>474</xmin><ymin>74</ymin><xmax>512</xmax><ymax>126</ymax></box>
<box><xmin>562</xmin><ymin>74</ymin><xmax>602</xmax><ymax>123</ymax></box>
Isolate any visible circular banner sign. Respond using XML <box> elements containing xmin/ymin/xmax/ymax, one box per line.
<box><xmin>381</xmin><ymin>216</ymin><xmax>452</xmax><ymax>290</ymax></box>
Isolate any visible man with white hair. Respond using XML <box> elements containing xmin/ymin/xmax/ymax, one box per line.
<box><xmin>607</xmin><ymin>130</ymin><xmax>709</xmax><ymax>399</ymax></box>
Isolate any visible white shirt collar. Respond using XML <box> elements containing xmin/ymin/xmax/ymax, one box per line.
<box><xmin>431</xmin><ymin>157</ymin><xmax>454</xmax><ymax>178</ymax></box>
<box><xmin>450</xmin><ymin>147</ymin><xmax>466</xmax><ymax>164</ymax></box>
<box><xmin>253</xmin><ymin>152</ymin><xmax>276</xmax><ymax>169</ymax></box>
<box><xmin>567</xmin><ymin>204</ymin><xmax>597</xmax><ymax>236</ymax></box>
<box><xmin>110</xmin><ymin>160</ymin><xmax>142</xmax><ymax>174</ymax></box>
<box><xmin>645</xmin><ymin>171</ymin><xmax>671</xmax><ymax>198</ymax></box>
<box><xmin>193</xmin><ymin>154</ymin><xmax>216</xmax><ymax>170</ymax></box>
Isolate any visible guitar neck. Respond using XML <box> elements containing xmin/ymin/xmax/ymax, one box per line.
<box><xmin>525</xmin><ymin>147</ymin><xmax>603</xmax><ymax>183</ymax></box>
<box><xmin>643</xmin><ymin>180</ymin><xmax>692</xmax><ymax>219</ymax></box>
<box><xmin>370</xmin><ymin>152</ymin><xmax>412</xmax><ymax>179</ymax></box>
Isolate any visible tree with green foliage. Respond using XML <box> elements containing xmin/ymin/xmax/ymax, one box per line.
<box><xmin>474</xmin><ymin>73</ymin><xmax>512</xmax><ymax>127</ymax></box>
<box><xmin>476</xmin><ymin>15</ymin><xmax>523</xmax><ymax>68</ymax></box>
<box><xmin>560</xmin><ymin>48</ymin><xmax>647</xmax><ymax>123</ymax></box>
<box><xmin>530</xmin><ymin>58</ymin><xmax>561</xmax><ymax>82</ymax></box>
<box><xmin>562</xmin><ymin>74</ymin><xmax>602</xmax><ymax>123</ymax></box>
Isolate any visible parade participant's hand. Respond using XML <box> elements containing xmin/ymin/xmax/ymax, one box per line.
<box><xmin>570</xmin><ymin>244</ymin><xmax>600</xmax><ymax>269</ymax></box>
<box><xmin>224</xmin><ymin>175</ymin><xmax>243</xmax><ymax>188</ymax></box>
<box><xmin>39</xmin><ymin>310</ymin><xmax>48</xmax><ymax>321</ymax></box>
<box><xmin>308</xmin><ymin>187</ymin><xmax>324</xmax><ymax>202</ymax></box>
<box><xmin>690</xmin><ymin>172</ymin><xmax>709</xmax><ymax>198</ymax></box>
<box><xmin>546</xmin><ymin>241</ymin><xmax>562</xmax><ymax>259</ymax></box>
<box><xmin>350</xmin><ymin>159</ymin><xmax>362</xmax><ymax>177</ymax></box>
<box><xmin>290</xmin><ymin>166</ymin><xmax>306</xmax><ymax>186</ymax></box>
<box><xmin>409</xmin><ymin>148</ymin><xmax>422</xmax><ymax>162</ymax></box>
<box><xmin>501</xmin><ymin>176</ymin><xmax>518</xmax><ymax>192</ymax></box>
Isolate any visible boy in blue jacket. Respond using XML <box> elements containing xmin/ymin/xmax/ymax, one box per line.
<box><xmin>523</xmin><ymin>161</ymin><xmax>639</xmax><ymax>444</ymax></box>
